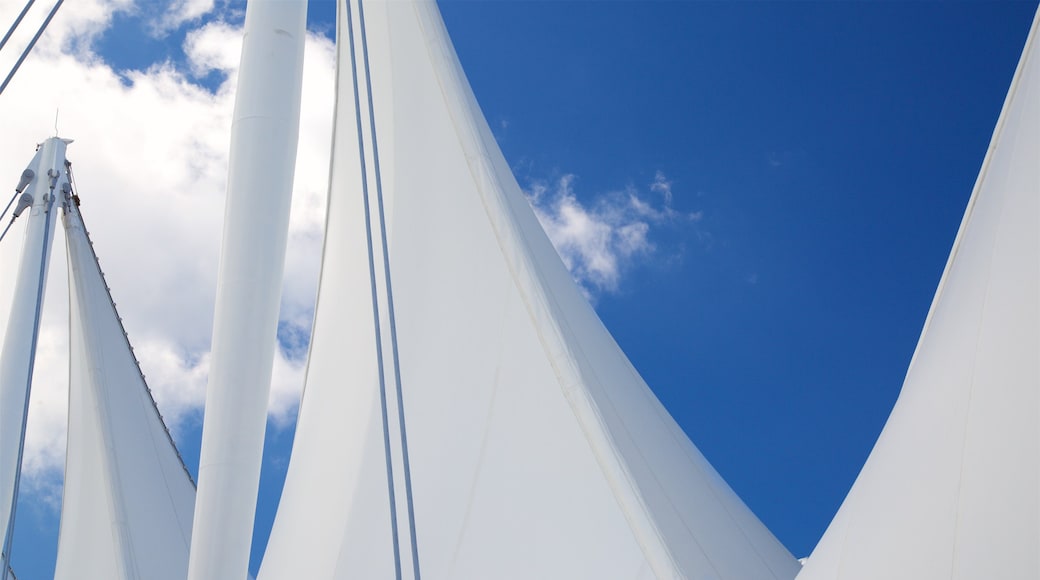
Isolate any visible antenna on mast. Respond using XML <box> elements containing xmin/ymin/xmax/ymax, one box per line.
<box><xmin>53</xmin><ymin>109</ymin><xmax>59</xmax><ymax>136</ymax></box>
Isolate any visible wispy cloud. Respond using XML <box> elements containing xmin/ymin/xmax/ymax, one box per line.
<box><xmin>525</xmin><ymin>172</ymin><xmax>699</xmax><ymax>296</ymax></box>
<box><xmin>155</xmin><ymin>0</ymin><xmax>217</xmax><ymax>34</ymax></box>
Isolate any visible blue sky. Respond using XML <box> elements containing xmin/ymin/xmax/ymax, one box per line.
<box><xmin>1</xmin><ymin>0</ymin><xmax>1038</xmax><ymax>578</ymax></box>
<box><xmin>439</xmin><ymin>0</ymin><xmax>1037</xmax><ymax>562</ymax></box>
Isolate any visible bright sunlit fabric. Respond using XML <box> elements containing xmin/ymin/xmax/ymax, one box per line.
<box><xmin>797</xmin><ymin>9</ymin><xmax>1040</xmax><ymax>580</ymax></box>
<box><xmin>258</xmin><ymin>1</ymin><xmax>801</xmax><ymax>579</ymax></box>
<box><xmin>53</xmin><ymin>201</ymin><xmax>195</xmax><ymax>579</ymax></box>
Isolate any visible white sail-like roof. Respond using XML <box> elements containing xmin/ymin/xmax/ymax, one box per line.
<box><xmin>259</xmin><ymin>1</ymin><xmax>799</xmax><ymax>578</ymax></box>
<box><xmin>54</xmin><ymin>201</ymin><xmax>195</xmax><ymax>579</ymax></box>
<box><xmin>797</xmin><ymin>8</ymin><xmax>1039</xmax><ymax>580</ymax></box>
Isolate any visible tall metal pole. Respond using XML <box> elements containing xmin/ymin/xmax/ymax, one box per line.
<box><xmin>0</xmin><ymin>137</ymin><xmax>69</xmax><ymax>578</ymax></box>
<box><xmin>186</xmin><ymin>2</ymin><xmax>307</xmax><ymax>578</ymax></box>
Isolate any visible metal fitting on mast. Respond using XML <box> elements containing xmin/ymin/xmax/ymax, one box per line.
<box><xmin>11</xmin><ymin>194</ymin><xmax>31</xmax><ymax>218</ymax></box>
<box><xmin>14</xmin><ymin>170</ymin><xmax>32</xmax><ymax>193</ymax></box>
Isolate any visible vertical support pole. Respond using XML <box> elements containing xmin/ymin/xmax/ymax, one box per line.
<box><xmin>186</xmin><ymin>1</ymin><xmax>307</xmax><ymax>579</ymax></box>
<box><xmin>0</xmin><ymin>137</ymin><xmax>69</xmax><ymax>578</ymax></box>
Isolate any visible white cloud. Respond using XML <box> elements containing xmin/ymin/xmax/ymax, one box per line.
<box><xmin>525</xmin><ymin>173</ymin><xmax>696</xmax><ymax>295</ymax></box>
<box><xmin>0</xmin><ymin>0</ymin><xmax>133</xmax><ymax>64</ymax></box>
<box><xmin>159</xmin><ymin>0</ymin><xmax>217</xmax><ymax>33</ymax></box>
<box><xmin>0</xmin><ymin>2</ymin><xmax>335</xmax><ymax>495</ymax></box>
<box><xmin>650</xmin><ymin>170</ymin><xmax>674</xmax><ymax>204</ymax></box>
<box><xmin>184</xmin><ymin>20</ymin><xmax>243</xmax><ymax>78</ymax></box>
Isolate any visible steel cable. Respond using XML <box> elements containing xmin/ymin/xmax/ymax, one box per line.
<box><xmin>0</xmin><ymin>0</ymin><xmax>65</xmax><ymax>98</ymax></box>
<box><xmin>0</xmin><ymin>0</ymin><xmax>36</xmax><ymax>54</ymax></box>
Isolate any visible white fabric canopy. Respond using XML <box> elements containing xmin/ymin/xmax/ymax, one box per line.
<box><xmin>53</xmin><ymin>201</ymin><xmax>195</xmax><ymax>579</ymax></box>
<box><xmin>797</xmin><ymin>8</ymin><xmax>1039</xmax><ymax>580</ymax></box>
<box><xmin>259</xmin><ymin>1</ymin><xmax>800</xmax><ymax>578</ymax></box>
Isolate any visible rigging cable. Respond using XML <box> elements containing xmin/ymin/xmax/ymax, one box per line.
<box><xmin>0</xmin><ymin>0</ymin><xmax>35</xmax><ymax>54</ymax></box>
<box><xmin>0</xmin><ymin>192</ymin><xmax>18</xmax><ymax>243</ymax></box>
<box><xmin>344</xmin><ymin>0</ymin><xmax>403</xmax><ymax>577</ymax></box>
<box><xmin>0</xmin><ymin>218</ymin><xmax>16</xmax><ymax>245</ymax></box>
<box><xmin>0</xmin><ymin>0</ymin><xmax>66</xmax><ymax>98</ymax></box>
<box><xmin>356</xmin><ymin>0</ymin><xmax>421</xmax><ymax>577</ymax></box>
<box><xmin>0</xmin><ymin>192</ymin><xmax>17</xmax><ymax>222</ymax></box>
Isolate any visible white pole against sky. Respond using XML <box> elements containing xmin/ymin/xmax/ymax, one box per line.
<box><xmin>0</xmin><ymin>137</ymin><xmax>68</xmax><ymax>574</ymax></box>
<box><xmin>186</xmin><ymin>1</ymin><xmax>306</xmax><ymax>578</ymax></box>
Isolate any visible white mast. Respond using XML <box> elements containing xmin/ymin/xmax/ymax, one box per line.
<box><xmin>0</xmin><ymin>137</ymin><xmax>69</xmax><ymax>577</ymax></box>
<box><xmin>187</xmin><ymin>1</ymin><xmax>307</xmax><ymax>578</ymax></box>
